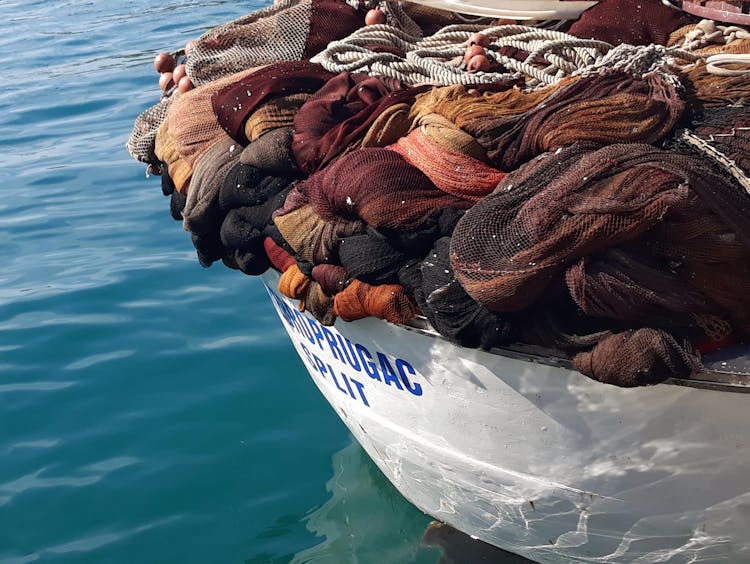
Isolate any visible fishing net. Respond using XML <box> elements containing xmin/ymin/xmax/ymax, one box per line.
<box><xmin>298</xmin><ymin>147</ymin><xmax>473</xmax><ymax>229</ymax></box>
<box><xmin>449</xmin><ymin>143</ymin><xmax>749</xmax><ymax>315</ymax></box>
<box><xmin>460</xmin><ymin>71</ymin><xmax>684</xmax><ymax>171</ymax></box>
<box><xmin>333</xmin><ymin>279</ymin><xmax>418</xmax><ymax>323</ymax></box>
<box><xmin>291</xmin><ymin>72</ymin><xmax>405</xmax><ymax>174</ymax></box>
<box><xmin>185</xmin><ymin>0</ymin><xmax>359</xmax><ymax>86</ymax></box>
<box><xmin>182</xmin><ymin>136</ymin><xmax>242</xmax><ymax>238</ymax></box>
<box><xmin>572</xmin><ymin>328</ymin><xmax>700</xmax><ymax>387</ymax></box>
<box><xmin>264</xmin><ymin>237</ymin><xmax>297</xmax><ymax>272</ymax></box>
<box><xmin>565</xmin><ymin>247</ymin><xmax>727</xmax><ymax>331</ymax></box>
<box><xmin>312</xmin><ymin>263</ymin><xmax>351</xmax><ymax>295</ymax></box>
<box><xmin>212</xmin><ymin>61</ymin><xmax>336</xmax><ymax>145</ymax></box>
<box><xmin>680</xmin><ymin>60</ymin><xmax>750</xmax><ymax>107</ymax></box>
<box><xmin>390</xmin><ymin>127</ymin><xmax>505</xmax><ymax>201</ymax></box>
<box><xmin>567</xmin><ymin>0</ymin><xmax>696</xmax><ymax>46</ymax></box>
<box><xmin>338</xmin><ymin>232</ymin><xmax>408</xmax><ymax>284</ymax></box>
<box><xmin>274</xmin><ymin>203</ymin><xmax>366</xmax><ymax>264</ymax></box>
<box><xmin>128</xmin><ymin>95</ymin><xmax>173</xmax><ymax>165</ymax></box>
<box><xmin>244</xmin><ymin>94</ymin><xmax>311</xmax><ymax>143</ymax></box>
<box><xmin>239</xmin><ymin>127</ymin><xmax>299</xmax><ymax>176</ymax></box>
<box><xmin>167</xmin><ymin>67</ymin><xmax>262</xmax><ymax>170</ymax></box>
<box><xmin>681</xmin><ymin>106</ymin><xmax>750</xmax><ymax>194</ymax></box>
<box><xmin>154</xmin><ymin>119</ymin><xmax>193</xmax><ymax>193</ymax></box>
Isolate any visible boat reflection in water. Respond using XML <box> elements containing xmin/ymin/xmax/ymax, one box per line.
<box><xmin>291</xmin><ymin>439</ymin><xmax>528</xmax><ymax>563</ymax></box>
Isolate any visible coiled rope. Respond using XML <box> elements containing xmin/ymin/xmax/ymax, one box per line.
<box><xmin>312</xmin><ymin>24</ymin><xmax>696</xmax><ymax>88</ymax></box>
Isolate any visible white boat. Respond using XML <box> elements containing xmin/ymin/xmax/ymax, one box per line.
<box><xmin>260</xmin><ymin>270</ymin><xmax>750</xmax><ymax>563</ymax></box>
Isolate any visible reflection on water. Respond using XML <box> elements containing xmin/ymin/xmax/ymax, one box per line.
<box><xmin>423</xmin><ymin>522</ymin><xmax>533</xmax><ymax>564</ymax></box>
<box><xmin>291</xmin><ymin>440</ymin><xmax>533</xmax><ymax>564</ymax></box>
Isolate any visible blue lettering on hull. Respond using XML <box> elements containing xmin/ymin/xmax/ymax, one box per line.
<box><xmin>265</xmin><ymin>284</ymin><xmax>425</xmax><ymax>408</ymax></box>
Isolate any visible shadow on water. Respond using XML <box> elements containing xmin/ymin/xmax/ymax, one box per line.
<box><xmin>256</xmin><ymin>439</ymin><xmax>534</xmax><ymax>564</ymax></box>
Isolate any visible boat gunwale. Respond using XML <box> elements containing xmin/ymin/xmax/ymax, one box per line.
<box><xmin>399</xmin><ymin>316</ymin><xmax>750</xmax><ymax>393</ymax></box>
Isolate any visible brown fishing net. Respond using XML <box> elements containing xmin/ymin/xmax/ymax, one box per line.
<box><xmin>409</xmin><ymin>71</ymin><xmax>684</xmax><ymax>172</ymax></box>
<box><xmin>450</xmin><ymin>143</ymin><xmax>750</xmax><ymax>315</ymax></box>
<box><xmin>274</xmin><ymin>203</ymin><xmax>366</xmax><ymax>264</ymax></box>
<box><xmin>154</xmin><ymin>120</ymin><xmax>193</xmax><ymax>193</ymax></box>
<box><xmin>167</xmin><ymin>68</ymin><xmax>261</xmax><ymax>171</ymax></box>
<box><xmin>264</xmin><ymin>237</ymin><xmax>296</xmax><ymax>272</ymax></box>
<box><xmin>186</xmin><ymin>0</ymin><xmax>337</xmax><ymax>85</ymax></box>
<box><xmin>572</xmin><ymin>328</ymin><xmax>701</xmax><ymax>387</ymax></box>
<box><xmin>681</xmin><ymin>60</ymin><xmax>750</xmax><ymax>107</ymax></box>
<box><xmin>298</xmin><ymin>147</ymin><xmax>473</xmax><ymax>230</ymax></box>
<box><xmin>681</xmin><ymin>106</ymin><xmax>750</xmax><ymax>195</ymax></box>
<box><xmin>466</xmin><ymin>72</ymin><xmax>684</xmax><ymax>171</ymax></box>
<box><xmin>565</xmin><ymin>247</ymin><xmax>727</xmax><ymax>331</ymax></box>
<box><xmin>245</xmin><ymin>94</ymin><xmax>311</xmax><ymax>143</ymax></box>
<box><xmin>291</xmin><ymin>72</ymin><xmax>405</xmax><ymax>174</ymax></box>
<box><xmin>567</xmin><ymin>0</ymin><xmax>696</xmax><ymax>46</ymax></box>
<box><xmin>333</xmin><ymin>279</ymin><xmax>418</xmax><ymax>323</ymax></box>
<box><xmin>182</xmin><ymin>136</ymin><xmax>242</xmax><ymax>237</ymax></box>
<box><xmin>390</xmin><ymin>127</ymin><xmax>504</xmax><ymax>201</ymax></box>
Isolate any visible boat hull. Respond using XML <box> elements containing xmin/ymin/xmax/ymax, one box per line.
<box><xmin>261</xmin><ymin>274</ymin><xmax>750</xmax><ymax>562</ymax></box>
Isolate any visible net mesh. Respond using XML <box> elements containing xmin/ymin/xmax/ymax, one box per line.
<box><xmin>167</xmin><ymin>67</ymin><xmax>262</xmax><ymax>169</ymax></box>
<box><xmin>572</xmin><ymin>328</ymin><xmax>700</xmax><ymax>387</ymax></box>
<box><xmin>449</xmin><ymin>144</ymin><xmax>747</xmax><ymax>316</ymax></box>
<box><xmin>298</xmin><ymin>147</ymin><xmax>473</xmax><ymax>229</ymax></box>
<box><xmin>127</xmin><ymin>95</ymin><xmax>173</xmax><ymax>164</ymax></box>
<box><xmin>186</xmin><ymin>0</ymin><xmax>313</xmax><ymax>86</ymax></box>
<box><xmin>333</xmin><ymin>279</ymin><xmax>418</xmax><ymax>323</ymax></box>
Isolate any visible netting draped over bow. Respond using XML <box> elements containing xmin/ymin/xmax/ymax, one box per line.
<box><xmin>129</xmin><ymin>0</ymin><xmax>750</xmax><ymax>387</ymax></box>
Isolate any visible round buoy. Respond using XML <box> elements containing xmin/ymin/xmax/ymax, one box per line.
<box><xmin>173</xmin><ymin>64</ymin><xmax>187</xmax><ymax>85</ymax></box>
<box><xmin>467</xmin><ymin>54</ymin><xmax>490</xmax><ymax>72</ymax></box>
<box><xmin>154</xmin><ymin>52</ymin><xmax>175</xmax><ymax>74</ymax></box>
<box><xmin>365</xmin><ymin>9</ymin><xmax>386</xmax><ymax>25</ymax></box>
<box><xmin>177</xmin><ymin>76</ymin><xmax>194</xmax><ymax>93</ymax></box>
<box><xmin>468</xmin><ymin>33</ymin><xmax>490</xmax><ymax>47</ymax></box>
<box><xmin>464</xmin><ymin>45</ymin><xmax>485</xmax><ymax>65</ymax></box>
<box><xmin>158</xmin><ymin>72</ymin><xmax>175</xmax><ymax>91</ymax></box>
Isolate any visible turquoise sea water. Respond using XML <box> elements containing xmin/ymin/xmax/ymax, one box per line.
<box><xmin>0</xmin><ymin>2</ymin><xmax>531</xmax><ymax>562</ymax></box>
<box><xmin>0</xmin><ymin>2</ymin><xmax>512</xmax><ymax>562</ymax></box>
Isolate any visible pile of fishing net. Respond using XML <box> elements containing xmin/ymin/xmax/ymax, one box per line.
<box><xmin>128</xmin><ymin>0</ymin><xmax>750</xmax><ymax>387</ymax></box>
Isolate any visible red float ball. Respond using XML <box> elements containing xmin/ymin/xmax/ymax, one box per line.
<box><xmin>158</xmin><ymin>72</ymin><xmax>175</xmax><ymax>91</ymax></box>
<box><xmin>173</xmin><ymin>64</ymin><xmax>187</xmax><ymax>85</ymax></box>
<box><xmin>463</xmin><ymin>44</ymin><xmax>485</xmax><ymax>65</ymax></box>
<box><xmin>468</xmin><ymin>33</ymin><xmax>490</xmax><ymax>47</ymax></box>
<box><xmin>177</xmin><ymin>76</ymin><xmax>194</xmax><ymax>93</ymax></box>
<box><xmin>154</xmin><ymin>52</ymin><xmax>175</xmax><ymax>74</ymax></box>
<box><xmin>365</xmin><ymin>9</ymin><xmax>386</xmax><ymax>25</ymax></box>
<box><xmin>467</xmin><ymin>54</ymin><xmax>490</xmax><ymax>72</ymax></box>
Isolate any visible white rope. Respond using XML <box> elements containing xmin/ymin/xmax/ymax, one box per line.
<box><xmin>312</xmin><ymin>23</ymin><xmax>618</xmax><ymax>87</ymax></box>
<box><xmin>313</xmin><ymin>23</ymin><xmax>700</xmax><ymax>88</ymax></box>
<box><xmin>679</xmin><ymin>19</ymin><xmax>750</xmax><ymax>52</ymax></box>
<box><xmin>573</xmin><ymin>43</ymin><xmax>698</xmax><ymax>87</ymax></box>
<box><xmin>706</xmin><ymin>53</ymin><xmax>750</xmax><ymax>76</ymax></box>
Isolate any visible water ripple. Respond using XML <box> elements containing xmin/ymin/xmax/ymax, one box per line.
<box><xmin>64</xmin><ymin>350</ymin><xmax>135</xmax><ymax>371</ymax></box>
<box><xmin>0</xmin><ymin>382</ymin><xmax>76</xmax><ymax>394</ymax></box>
